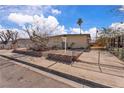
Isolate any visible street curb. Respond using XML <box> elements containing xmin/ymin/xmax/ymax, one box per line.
<box><xmin>0</xmin><ymin>55</ymin><xmax>111</xmax><ymax>88</ymax></box>
<box><xmin>11</xmin><ymin>60</ymin><xmax>84</xmax><ymax>88</ymax></box>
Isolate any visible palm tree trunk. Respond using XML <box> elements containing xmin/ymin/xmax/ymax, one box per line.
<box><xmin>80</xmin><ymin>26</ymin><xmax>81</xmax><ymax>34</ymax></box>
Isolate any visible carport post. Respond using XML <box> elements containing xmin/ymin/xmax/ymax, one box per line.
<box><xmin>65</xmin><ymin>37</ymin><xmax>67</xmax><ymax>53</ymax></box>
<box><xmin>61</xmin><ymin>36</ymin><xmax>67</xmax><ymax>53</ymax></box>
<box><xmin>98</xmin><ymin>50</ymin><xmax>102</xmax><ymax>72</ymax></box>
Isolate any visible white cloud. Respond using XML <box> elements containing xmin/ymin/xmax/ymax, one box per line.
<box><xmin>51</xmin><ymin>9</ymin><xmax>61</xmax><ymax>15</ymax></box>
<box><xmin>85</xmin><ymin>27</ymin><xmax>97</xmax><ymax>40</ymax></box>
<box><xmin>8</xmin><ymin>13</ymin><xmax>67</xmax><ymax>37</ymax></box>
<box><xmin>70</xmin><ymin>27</ymin><xmax>97</xmax><ymax>40</ymax></box>
<box><xmin>110</xmin><ymin>22</ymin><xmax>120</xmax><ymax>28</ymax></box>
<box><xmin>70</xmin><ymin>28</ymin><xmax>84</xmax><ymax>34</ymax></box>
<box><xmin>1</xmin><ymin>6</ymin><xmax>65</xmax><ymax>38</ymax></box>
<box><xmin>0</xmin><ymin>6</ymin><xmax>52</xmax><ymax>16</ymax></box>
<box><xmin>56</xmin><ymin>25</ymin><xmax>67</xmax><ymax>35</ymax></box>
<box><xmin>109</xmin><ymin>22</ymin><xmax>124</xmax><ymax>30</ymax></box>
<box><xmin>0</xmin><ymin>5</ymin><xmax>61</xmax><ymax>18</ymax></box>
<box><xmin>33</xmin><ymin>15</ymin><xmax>59</xmax><ymax>32</ymax></box>
<box><xmin>119</xmin><ymin>6</ymin><xmax>124</xmax><ymax>11</ymax></box>
<box><xmin>109</xmin><ymin>22</ymin><xmax>124</xmax><ymax>34</ymax></box>
<box><xmin>33</xmin><ymin>15</ymin><xmax>67</xmax><ymax>35</ymax></box>
<box><xmin>8</xmin><ymin>13</ymin><xmax>34</xmax><ymax>26</ymax></box>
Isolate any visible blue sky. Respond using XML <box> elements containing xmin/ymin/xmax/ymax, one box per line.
<box><xmin>55</xmin><ymin>5</ymin><xmax>124</xmax><ymax>29</ymax></box>
<box><xmin>0</xmin><ymin>5</ymin><xmax>124</xmax><ymax>38</ymax></box>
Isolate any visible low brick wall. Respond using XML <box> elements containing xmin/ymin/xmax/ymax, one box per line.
<box><xmin>47</xmin><ymin>53</ymin><xmax>73</xmax><ymax>63</ymax></box>
<box><xmin>12</xmin><ymin>49</ymin><xmax>42</xmax><ymax>57</ymax></box>
<box><xmin>46</xmin><ymin>51</ymin><xmax>82</xmax><ymax>63</ymax></box>
<box><xmin>13</xmin><ymin>49</ymin><xmax>83</xmax><ymax>63</ymax></box>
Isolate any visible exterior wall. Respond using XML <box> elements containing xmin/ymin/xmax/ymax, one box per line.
<box><xmin>48</xmin><ymin>35</ymin><xmax>90</xmax><ymax>49</ymax></box>
<box><xmin>48</xmin><ymin>37</ymin><xmax>62</xmax><ymax>48</ymax></box>
<box><xmin>67</xmin><ymin>35</ymin><xmax>89</xmax><ymax>48</ymax></box>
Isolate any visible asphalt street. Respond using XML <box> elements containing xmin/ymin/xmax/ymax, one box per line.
<box><xmin>0</xmin><ymin>56</ymin><xmax>72</xmax><ymax>88</ymax></box>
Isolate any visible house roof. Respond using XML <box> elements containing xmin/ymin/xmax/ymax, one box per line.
<box><xmin>50</xmin><ymin>34</ymin><xmax>91</xmax><ymax>38</ymax></box>
<box><xmin>18</xmin><ymin>34</ymin><xmax>91</xmax><ymax>40</ymax></box>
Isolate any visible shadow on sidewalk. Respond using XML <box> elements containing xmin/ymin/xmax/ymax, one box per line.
<box><xmin>77</xmin><ymin>59</ymin><xmax>124</xmax><ymax>70</ymax></box>
<box><xmin>73</xmin><ymin>60</ymin><xmax>124</xmax><ymax>78</ymax></box>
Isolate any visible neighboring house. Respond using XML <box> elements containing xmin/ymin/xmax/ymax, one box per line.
<box><xmin>17</xmin><ymin>38</ymin><xmax>32</xmax><ymax>48</ymax></box>
<box><xmin>0</xmin><ymin>34</ymin><xmax>91</xmax><ymax>49</ymax></box>
<box><xmin>0</xmin><ymin>42</ymin><xmax>12</xmax><ymax>49</ymax></box>
<box><xmin>0</xmin><ymin>38</ymin><xmax>32</xmax><ymax>49</ymax></box>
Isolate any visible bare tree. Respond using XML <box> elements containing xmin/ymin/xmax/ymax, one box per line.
<box><xmin>0</xmin><ymin>30</ymin><xmax>19</xmax><ymax>49</ymax></box>
<box><xmin>0</xmin><ymin>30</ymin><xmax>11</xmax><ymax>49</ymax></box>
<box><xmin>23</xmin><ymin>23</ymin><xmax>58</xmax><ymax>51</ymax></box>
<box><xmin>9</xmin><ymin>30</ymin><xmax>18</xmax><ymax>49</ymax></box>
<box><xmin>98</xmin><ymin>28</ymin><xmax>112</xmax><ymax>48</ymax></box>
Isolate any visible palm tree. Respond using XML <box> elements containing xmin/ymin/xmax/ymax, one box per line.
<box><xmin>77</xmin><ymin>18</ymin><xmax>83</xmax><ymax>34</ymax></box>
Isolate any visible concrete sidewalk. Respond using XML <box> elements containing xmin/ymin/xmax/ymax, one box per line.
<box><xmin>0</xmin><ymin>50</ymin><xmax>124</xmax><ymax>87</ymax></box>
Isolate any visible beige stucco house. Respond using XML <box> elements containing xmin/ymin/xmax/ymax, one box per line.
<box><xmin>48</xmin><ymin>34</ymin><xmax>91</xmax><ymax>49</ymax></box>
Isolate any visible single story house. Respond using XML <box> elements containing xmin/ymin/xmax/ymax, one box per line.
<box><xmin>48</xmin><ymin>34</ymin><xmax>91</xmax><ymax>49</ymax></box>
